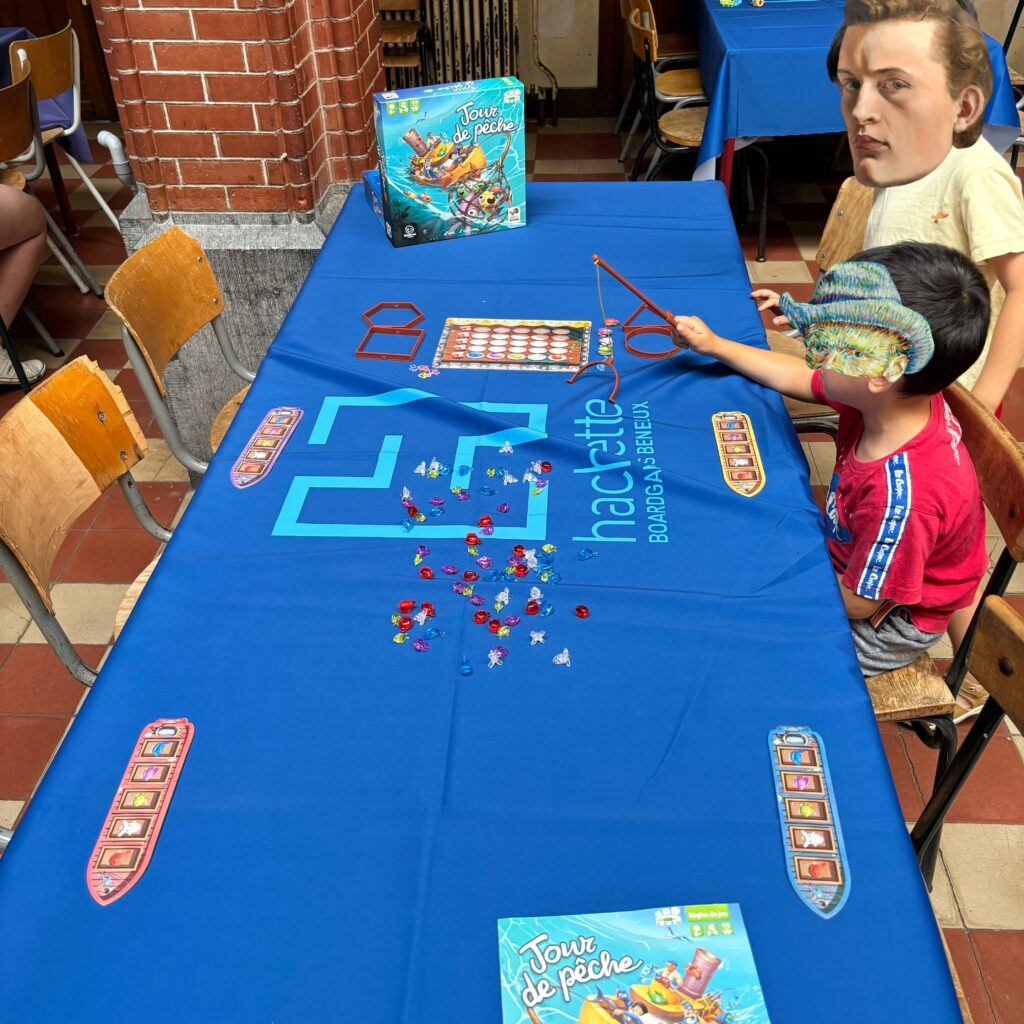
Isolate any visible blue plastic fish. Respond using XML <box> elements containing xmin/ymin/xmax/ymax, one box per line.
<box><xmin>578</xmin><ymin>548</ymin><xmax>598</xmax><ymax>560</ymax></box>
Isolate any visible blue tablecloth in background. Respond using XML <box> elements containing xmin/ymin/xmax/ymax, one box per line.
<box><xmin>0</xmin><ymin>183</ymin><xmax>960</xmax><ymax>1021</ymax></box>
<box><xmin>696</xmin><ymin>0</ymin><xmax>1020</xmax><ymax>177</ymax></box>
<box><xmin>0</xmin><ymin>27</ymin><xmax>93</xmax><ymax>165</ymax></box>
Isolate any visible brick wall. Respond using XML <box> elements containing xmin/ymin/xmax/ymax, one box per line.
<box><xmin>89</xmin><ymin>0</ymin><xmax>384</xmax><ymax>216</ymax></box>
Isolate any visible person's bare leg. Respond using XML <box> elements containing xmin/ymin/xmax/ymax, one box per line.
<box><xmin>0</xmin><ymin>184</ymin><xmax>47</xmax><ymax>328</ymax></box>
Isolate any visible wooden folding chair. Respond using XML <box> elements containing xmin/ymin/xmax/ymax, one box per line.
<box><xmin>10</xmin><ymin>22</ymin><xmax>127</xmax><ymax>231</ymax></box>
<box><xmin>0</xmin><ymin>357</ymin><xmax>172</xmax><ymax>684</ymax></box>
<box><xmin>104</xmin><ymin>226</ymin><xmax>256</xmax><ymax>475</ymax></box>
<box><xmin>864</xmin><ymin>383</ymin><xmax>1024</xmax><ymax>887</ymax></box>
<box><xmin>771</xmin><ymin>176</ymin><xmax>875</xmax><ymax>428</ymax></box>
<box><xmin>0</xmin><ymin>68</ymin><xmax>65</xmax><ymax>391</ymax></box>
<box><xmin>6</xmin><ymin>40</ymin><xmax>103</xmax><ymax>298</ymax></box>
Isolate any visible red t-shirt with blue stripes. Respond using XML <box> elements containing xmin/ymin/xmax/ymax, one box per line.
<box><xmin>811</xmin><ymin>371</ymin><xmax>987</xmax><ymax>632</ymax></box>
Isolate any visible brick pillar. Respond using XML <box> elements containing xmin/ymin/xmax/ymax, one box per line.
<box><xmin>90</xmin><ymin>0</ymin><xmax>384</xmax><ymax>218</ymax></box>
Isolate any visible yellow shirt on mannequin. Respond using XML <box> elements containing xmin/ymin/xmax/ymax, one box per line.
<box><xmin>863</xmin><ymin>137</ymin><xmax>1024</xmax><ymax>388</ymax></box>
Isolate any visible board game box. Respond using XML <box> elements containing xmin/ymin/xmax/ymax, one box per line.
<box><xmin>371</xmin><ymin>77</ymin><xmax>526</xmax><ymax>248</ymax></box>
<box><xmin>433</xmin><ymin>318</ymin><xmax>591</xmax><ymax>371</ymax></box>
<box><xmin>498</xmin><ymin>903</ymin><xmax>771</xmax><ymax>1023</ymax></box>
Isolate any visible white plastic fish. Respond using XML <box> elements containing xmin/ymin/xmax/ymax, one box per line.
<box><xmin>494</xmin><ymin>587</ymin><xmax>510</xmax><ymax>611</ymax></box>
<box><xmin>427</xmin><ymin>458</ymin><xmax>442</xmax><ymax>479</ymax></box>
<box><xmin>502</xmin><ymin>471</ymin><xmax>518</xmax><ymax>486</ymax></box>
<box><xmin>413</xmin><ymin>461</ymin><xmax>427</xmax><ymax>476</ymax></box>
<box><xmin>499</xmin><ymin>440</ymin><xmax>514</xmax><ymax>454</ymax></box>
<box><xmin>413</xmin><ymin>608</ymin><xmax>430</xmax><ymax>626</ymax></box>
<box><xmin>552</xmin><ymin>647</ymin><xmax>571</xmax><ymax>667</ymax></box>
<box><xmin>529</xmin><ymin>586</ymin><xmax>543</xmax><ymax>602</ymax></box>
<box><xmin>799</xmin><ymin>830</ymin><xmax>826</xmax><ymax>849</ymax></box>
<box><xmin>522</xmin><ymin>471</ymin><xmax>537</xmax><ymax>484</ymax></box>
<box><xmin>523</xmin><ymin>549</ymin><xmax>538</xmax><ymax>570</ymax></box>
<box><xmin>402</xmin><ymin>486</ymin><xmax>412</xmax><ymax>500</ymax></box>
<box><xmin>116</xmin><ymin>820</ymin><xmax>144</xmax><ymax>838</ymax></box>
<box><xmin>487</xmin><ymin>648</ymin><xmax>504</xmax><ymax>668</ymax></box>
<box><xmin>529</xmin><ymin>460</ymin><xmax>543</xmax><ymax>474</ymax></box>
<box><xmin>530</xmin><ymin>630</ymin><xmax>546</xmax><ymax>645</ymax></box>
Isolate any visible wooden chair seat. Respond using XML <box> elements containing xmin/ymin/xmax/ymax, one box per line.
<box><xmin>1018</xmin><ymin>108</ymin><xmax>1024</xmax><ymax>135</ymax></box>
<box><xmin>865</xmin><ymin>652</ymin><xmax>956</xmax><ymax>722</ymax></box>
<box><xmin>0</xmin><ymin>167</ymin><xmax>25</xmax><ymax>190</ymax></box>
<box><xmin>655</xmin><ymin>67</ymin><xmax>703</xmax><ymax>98</ymax></box>
<box><xmin>40</xmin><ymin>125</ymin><xmax>62</xmax><ymax>145</ymax></box>
<box><xmin>114</xmin><ymin>553</ymin><xmax>160</xmax><ymax>641</ymax></box>
<box><xmin>1010</xmin><ymin>65</ymin><xmax>1024</xmax><ymax>87</ymax></box>
<box><xmin>659</xmin><ymin>31</ymin><xmax>698</xmax><ymax>57</ymax></box>
<box><xmin>658</xmin><ymin>106</ymin><xmax>707</xmax><ymax>148</ymax></box>
<box><xmin>380</xmin><ymin>20</ymin><xmax>422</xmax><ymax>45</ymax></box>
<box><xmin>209</xmin><ymin>384</ymin><xmax>250</xmax><ymax>453</ymax></box>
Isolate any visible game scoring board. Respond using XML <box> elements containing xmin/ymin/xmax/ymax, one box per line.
<box><xmin>432</xmin><ymin>318</ymin><xmax>591</xmax><ymax>371</ymax></box>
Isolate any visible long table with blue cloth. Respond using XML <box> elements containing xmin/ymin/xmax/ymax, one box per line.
<box><xmin>0</xmin><ymin>182</ymin><xmax>961</xmax><ymax>1021</ymax></box>
<box><xmin>695</xmin><ymin>0</ymin><xmax>1020</xmax><ymax>185</ymax></box>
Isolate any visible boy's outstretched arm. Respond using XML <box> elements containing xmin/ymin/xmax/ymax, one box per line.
<box><xmin>674</xmin><ymin>315</ymin><xmax>817</xmax><ymax>402</ymax></box>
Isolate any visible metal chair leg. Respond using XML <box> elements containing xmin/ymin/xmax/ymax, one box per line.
<box><xmin>620</xmin><ymin>109</ymin><xmax>643</xmax><ymax>163</ymax></box>
<box><xmin>21</xmin><ymin>307</ymin><xmax>63</xmax><ymax>356</ymax></box>
<box><xmin>912</xmin><ymin>701</ymin><xmax>1004</xmax><ymax>880</ymax></box>
<box><xmin>0</xmin><ymin>542</ymin><xmax>97</xmax><ymax>685</ymax></box>
<box><xmin>45</xmin><ymin>234</ymin><xmax>89</xmax><ymax>294</ymax></box>
<box><xmin>0</xmin><ymin>316</ymin><xmax>31</xmax><ymax>393</ymax></box>
<box><xmin>62</xmin><ymin>151</ymin><xmax>121</xmax><ymax>231</ymax></box>
<box><xmin>117</xmin><ymin>474</ymin><xmax>173</xmax><ymax>543</ymax></box>
<box><xmin>121</xmin><ymin>328</ymin><xmax>209</xmax><ymax>475</ymax></box>
<box><xmin>645</xmin><ymin>148</ymin><xmax>665</xmax><ymax>181</ymax></box>
<box><xmin>630</xmin><ymin>134</ymin><xmax>655</xmax><ymax>181</ymax></box>
<box><xmin>40</xmin><ymin>208</ymin><xmax>103</xmax><ymax>297</ymax></box>
<box><xmin>614</xmin><ymin>80</ymin><xmax>635</xmax><ymax>135</ymax></box>
<box><xmin>43</xmin><ymin>143</ymin><xmax>77</xmax><ymax>237</ymax></box>
<box><xmin>915</xmin><ymin>713</ymin><xmax>958</xmax><ymax>889</ymax></box>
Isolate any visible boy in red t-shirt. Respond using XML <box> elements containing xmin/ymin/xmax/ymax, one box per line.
<box><xmin>674</xmin><ymin>241</ymin><xmax>990</xmax><ymax>675</ymax></box>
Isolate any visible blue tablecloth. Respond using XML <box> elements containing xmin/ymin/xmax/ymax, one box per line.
<box><xmin>696</xmin><ymin>0</ymin><xmax>1020</xmax><ymax>176</ymax></box>
<box><xmin>0</xmin><ymin>27</ymin><xmax>93</xmax><ymax>165</ymax></box>
<box><xmin>0</xmin><ymin>183</ymin><xmax>960</xmax><ymax>1021</ymax></box>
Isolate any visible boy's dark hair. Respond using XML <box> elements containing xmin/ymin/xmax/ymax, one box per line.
<box><xmin>825</xmin><ymin>0</ymin><xmax>991</xmax><ymax>147</ymax></box>
<box><xmin>851</xmin><ymin>241</ymin><xmax>989</xmax><ymax>395</ymax></box>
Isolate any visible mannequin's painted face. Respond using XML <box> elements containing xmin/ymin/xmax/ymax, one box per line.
<box><xmin>803</xmin><ymin>323</ymin><xmax>909</xmax><ymax>382</ymax></box>
<box><xmin>837</xmin><ymin>19</ymin><xmax>963</xmax><ymax>187</ymax></box>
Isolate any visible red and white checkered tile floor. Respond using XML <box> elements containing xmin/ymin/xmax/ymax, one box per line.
<box><xmin>1</xmin><ymin>119</ymin><xmax>1021</xmax><ymax>1020</ymax></box>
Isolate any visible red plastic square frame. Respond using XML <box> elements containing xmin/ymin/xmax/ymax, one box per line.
<box><xmin>356</xmin><ymin>324</ymin><xmax>426</xmax><ymax>362</ymax></box>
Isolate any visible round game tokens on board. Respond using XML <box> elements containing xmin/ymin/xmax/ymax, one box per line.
<box><xmin>433</xmin><ymin>318</ymin><xmax>591</xmax><ymax>371</ymax></box>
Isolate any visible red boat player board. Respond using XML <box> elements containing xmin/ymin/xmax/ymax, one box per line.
<box><xmin>432</xmin><ymin>318</ymin><xmax>591</xmax><ymax>371</ymax></box>
<box><xmin>86</xmin><ymin>718</ymin><xmax>194</xmax><ymax>905</ymax></box>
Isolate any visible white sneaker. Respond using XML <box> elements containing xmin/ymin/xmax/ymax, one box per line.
<box><xmin>0</xmin><ymin>351</ymin><xmax>45</xmax><ymax>386</ymax></box>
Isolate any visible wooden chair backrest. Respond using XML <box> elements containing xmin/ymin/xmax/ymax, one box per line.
<box><xmin>9</xmin><ymin>22</ymin><xmax>74</xmax><ymax>101</ymax></box>
<box><xmin>628</xmin><ymin>7</ymin><xmax>658</xmax><ymax>63</ymax></box>
<box><xmin>816</xmin><ymin>176</ymin><xmax>874</xmax><ymax>271</ymax></box>
<box><xmin>619</xmin><ymin>0</ymin><xmax>631</xmax><ymax>19</ymax></box>
<box><xmin>104</xmin><ymin>226</ymin><xmax>225</xmax><ymax>397</ymax></box>
<box><xmin>967</xmin><ymin>596</ymin><xmax>1024</xmax><ymax>730</ymax></box>
<box><xmin>0</xmin><ymin>72</ymin><xmax>37</xmax><ymax>165</ymax></box>
<box><xmin>0</xmin><ymin>357</ymin><xmax>146</xmax><ymax>612</ymax></box>
<box><xmin>944</xmin><ymin>383</ymin><xmax>1024</xmax><ymax>563</ymax></box>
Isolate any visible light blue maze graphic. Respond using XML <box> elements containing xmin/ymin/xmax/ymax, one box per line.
<box><xmin>273</xmin><ymin>388</ymin><xmax>549</xmax><ymax>538</ymax></box>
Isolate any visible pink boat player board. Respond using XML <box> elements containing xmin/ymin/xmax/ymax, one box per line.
<box><xmin>86</xmin><ymin>718</ymin><xmax>194</xmax><ymax>905</ymax></box>
<box><xmin>230</xmin><ymin>406</ymin><xmax>303</xmax><ymax>489</ymax></box>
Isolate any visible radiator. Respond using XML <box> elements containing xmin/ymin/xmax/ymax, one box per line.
<box><xmin>387</xmin><ymin>1</ymin><xmax>519</xmax><ymax>89</ymax></box>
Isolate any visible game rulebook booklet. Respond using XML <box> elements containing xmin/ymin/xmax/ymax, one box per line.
<box><xmin>498</xmin><ymin>904</ymin><xmax>771</xmax><ymax>1024</ymax></box>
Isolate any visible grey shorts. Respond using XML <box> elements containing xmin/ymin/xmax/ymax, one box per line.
<box><xmin>849</xmin><ymin>609</ymin><xmax>944</xmax><ymax>676</ymax></box>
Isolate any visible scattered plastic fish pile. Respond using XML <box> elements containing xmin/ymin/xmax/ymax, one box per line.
<box><xmin>389</xmin><ymin>443</ymin><xmax>599</xmax><ymax>671</ymax></box>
